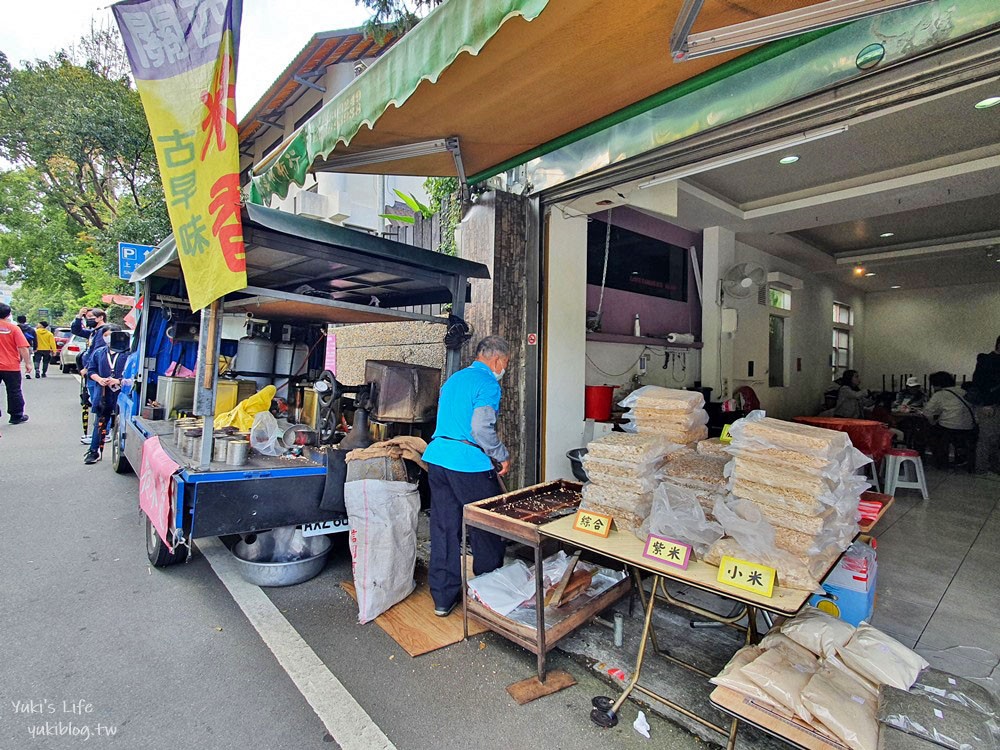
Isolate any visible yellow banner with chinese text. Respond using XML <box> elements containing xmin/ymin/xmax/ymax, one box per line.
<box><xmin>114</xmin><ymin>0</ymin><xmax>246</xmax><ymax>311</ymax></box>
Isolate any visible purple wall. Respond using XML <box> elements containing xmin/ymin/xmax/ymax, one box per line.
<box><xmin>586</xmin><ymin>207</ymin><xmax>702</xmax><ymax>338</ymax></box>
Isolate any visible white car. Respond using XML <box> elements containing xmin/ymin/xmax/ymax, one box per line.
<box><xmin>59</xmin><ymin>334</ymin><xmax>89</xmax><ymax>373</ymax></box>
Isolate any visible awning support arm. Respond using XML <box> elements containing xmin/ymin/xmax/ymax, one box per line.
<box><xmin>292</xmin><ymin>75</ymin><xmax>326</xmax><ymax>93</ymax></box>
<box><xmin>671</xmin><ymin>0</ymin><xmax>934</xmax><ymax>62</ymax></box>
<box><xmin>312</xmin><ymin>135</ymin><xmax>469</xmax><ymax>197</ymax></box>
<box><xmin>669</xmin><ymin>0</ymin><xmax>705</xmax><ymax>62</ymax></box>
<box><xmin>446</xmin><ymin>137</ymin><xmax>469</xmax><ymax>201</ymax></box>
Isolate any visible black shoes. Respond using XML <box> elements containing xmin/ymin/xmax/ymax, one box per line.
<box><xmin>433</xmin><ymin>601</ymin><xmax>458</xmax><ymax>617</ymax></box>
<box><xmin>9</xmin><ymin>415</ymin><xmax>28</xmax><ymax>424</ymax></box>
<box><xmin>83</xmin><ymin>450</ymin><xmax>101</xmax><ymax>465</ymax></box>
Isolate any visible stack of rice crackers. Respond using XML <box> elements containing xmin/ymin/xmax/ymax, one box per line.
<box><xmin>707</xmin><ymin>417</ymin><xmax>864</xmax><ymax>589</ymax></box>
<box><xmin>580</xmin><ymin>432</ymin><xmax>669</xmax><ymax>533</ymax></box>
<box><xmin>623</xmin><ymin>387</ymin><xmax>709</xmax><ymax>445</ymax></box>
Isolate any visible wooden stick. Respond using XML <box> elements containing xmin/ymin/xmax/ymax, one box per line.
<box><xmin>549</xmin><ymin>550</ymin><xmax>581</xmax><ymax>608</ymax></box>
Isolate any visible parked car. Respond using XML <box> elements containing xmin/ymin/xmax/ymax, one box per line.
<box><xmin>59</xmin><ymin>335</ymin><xmax>89</xmax><ymax>373</ymax></box>
<box><xmin>53</xmin><ymin>326</ymin><xmax>72</xmax><ymax>354</ymax></box>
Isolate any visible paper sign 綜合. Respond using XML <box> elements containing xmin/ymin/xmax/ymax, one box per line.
<box><xmin>573</xmin><ymin>509</ymin><xmax>613</xmax><ymax>538</ymax></box>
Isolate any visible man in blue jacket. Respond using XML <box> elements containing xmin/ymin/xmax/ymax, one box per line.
<box><xmin>422</xmin><ymin>335</ymin><xmax>511</xmax><ymax>617</ymax></box>
<box><xmin>72</xmin><ymin>307</ymin><xmax>109</xmax><ymax>443</ymax></box>
<box><xmin>83</xmin><ymin>328</ymin><xmax>128</xmax><ymax>465</ymax></box>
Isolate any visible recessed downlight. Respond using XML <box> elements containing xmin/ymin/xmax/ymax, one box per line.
<box><xmin>778</xmin><ymin>155</ymin><xmax>800</xmax><ymax>165</ymax></box>
<box><xmin>864</xmin><ymin>272</ymin><xmax>876</xmax><ymax>277</ymax></box>
<box><xmin>890</xmin><ymin>285</ymin><xmax>902</xmax><ymax>289</ymax></box>
<box><xmin>853</xmin><ymin>266</ymin><xmax>866</xmax><ymax>277</ymax></box>
<box><xmin>974</xmin><ymin>96</ymin><xmax>1000</xmax><ymax>110</ymax></box>
<box><xmin>879</xmin><ymin>232</ymin><xmax>895</xmax><ymax>238</ymax></box>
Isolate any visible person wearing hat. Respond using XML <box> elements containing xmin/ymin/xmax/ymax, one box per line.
<box><xmin>893</xmin><ymin>376</ymin><xmax>927</xmax><ymax>411</ymax></box>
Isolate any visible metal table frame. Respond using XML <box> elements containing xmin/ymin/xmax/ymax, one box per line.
<box><xmin>539</xmin><ymin>514</ymin><xmax>833</xmax><ymax>749</ymax></box>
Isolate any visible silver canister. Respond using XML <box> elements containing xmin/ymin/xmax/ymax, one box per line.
<box><xmin>182</xmin><ymin>428</ymin><xmax>203</xmax><ymax>458</ymax></box>
<box><xmin>226</xmin><ymin>439</ymin><xmax>250</xmax><ymax>466</ymax></box>
<box><xmin>212</xmin><ymin>436</ymin><xmax>231</xmax><ymax>462</ymax></box>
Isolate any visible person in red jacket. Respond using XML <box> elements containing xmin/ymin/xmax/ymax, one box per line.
<box><xmin>0</xmin><ymin>303</ymin><xmax>32</xmax><ymax>424</ymax></box>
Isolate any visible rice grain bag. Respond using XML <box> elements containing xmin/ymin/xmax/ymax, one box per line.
<box><xmin>780</xmin><ymin>605</ymin><xmax>856</xmax><ymax>658</ymax></box>
<box><xmin>709</xmin><ymin>646</ymin><xmax>794</xmax><ymax>717</ymax></box>
<box><xmin>837</xmin><ymin>623</ymin><xmax>929</xmax><ymax>690</ymax></box>
<box><xmin>741</xmin><ymin>646</ymin><xmax>819</xmax><ymax>722</ymax></box>
<box><xmin>802</xmin><ymin>666</ymin><xmax>879</xmax><ymax>750</ymax></box>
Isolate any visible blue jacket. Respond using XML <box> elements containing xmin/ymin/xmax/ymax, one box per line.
<box><xmin>423</xmin><ymin>361</ymin><xmax>509</xmax><ymax>473</ymax></box>
<box><xmin>90</xmin><ymin>346</ymin><xmax>128</xmax><ymax>413</ymax></box>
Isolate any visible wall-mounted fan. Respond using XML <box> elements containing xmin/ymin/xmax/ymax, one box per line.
<box><xmin>721</xmin><ymin>262</ymin><xmax>766</xmax><ymax>303</ymax></box>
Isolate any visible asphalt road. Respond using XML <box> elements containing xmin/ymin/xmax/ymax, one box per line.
<box><xmin>0</xmin><ymin>373</ymin><xmax>705</xmax><ymax>750</ymax></box>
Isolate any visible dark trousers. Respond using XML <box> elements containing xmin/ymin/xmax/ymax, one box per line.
<box><xmin>0</xmin><ymin>370</ymin><xmax>25</xmax><ymax>420</ymax></box>
<box><xmin>88</xmin><ymin>401</ymin><xmax>113</xmax><ymax>456</ymax></box>
<box><xmin>929</xmin><ymin>425</ymin><xmax>976</xmax><ymax>471</ymax></box>
<box><xmin>33</xmin><ymin>351</ymin><xmax>51</xmax><ymax>376</ymax></box>
<box><xmin>428</xmin><ymin>464</ymin><xmax>506</xmax><ymax>609</ymax></box>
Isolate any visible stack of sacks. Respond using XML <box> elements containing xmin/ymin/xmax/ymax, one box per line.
<box><xmin>581</xmin><ymin>432</ymin><xmax>671</xmax><ymax>533</ymax></box>
<box><xmin>713</xmin><ymin>609</ymin><xmax>929</xmax><ymax>750</ymax></box>
<box><xmin>706</xmin><ymin>412</ymin><xmax>870</xmax><ymax>590</ymax></box>
<box><xmin>696</xmin><ymin>438</ymin><xmax>730</xmax><ymax>458</ymax></box>
<box><xmin>619</xmin><ymin>386</ymin><xmax>710</xmax><ymax>446</ymax></box>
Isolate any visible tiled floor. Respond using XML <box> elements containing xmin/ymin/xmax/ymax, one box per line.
<box><xmin>869</xmin><ymin>468</ymin><xmax>1000</xmax><ymax>685</ymax></box>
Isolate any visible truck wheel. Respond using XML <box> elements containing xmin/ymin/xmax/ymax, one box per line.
<box><xmin>146</xmin><ymin>515</ymin><xmax>188</xmax><ymax>567</ymax></box>
<box><xmin>111</xmin><ymin>417</ymin><xmax>133</xmax><ymax>474</ymax></box>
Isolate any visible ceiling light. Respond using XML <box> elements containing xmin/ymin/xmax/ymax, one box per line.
<box><xmin>638</xmin><ymin>126</ymin><xmax>848</xmax><ymax>189</ymax></box>
<box><xmin>778</xmin><ymin>155</ymin><xmax>799</xmax><ymax>165</ymax></box>
<box><xmin>890</xmin><ymin>285</ymin><xmax>901</xmax><ymax>289</ymax></box>
<box><xmin>879</xmin><ymin>232</ymin><xmax>894</xmax><ymax>238</ymax></box>
<box><xmin>864</xmin><ymin>272</ymin><xmax>876</xmax><ymax>277</ymax></box>
<box><xmin>974</xmin><ymin>96</ymin><xmax>1000</xmax><ymax>110</ymax></box>
<box><xmin>853</xmin><ymin>267</ymin><xmax>866</xmax><ymax>277</ymax></box>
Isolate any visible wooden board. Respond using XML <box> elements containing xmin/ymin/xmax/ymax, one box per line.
<box><xmin>341</xmin><ymin>579</ymin><xmax>488</xmax><ymax>657</ymax></box>
<box><xmin>506</xmin><ymin>670</ymin><xmax>577</xmax><ymax>705</ymax></box>
<box><xmin>710</xmin><ymin>687</ymin><xmax>849</xmax><ymax>750</ymax></box>
<box><xmin>540</xmin><ymin>514</ymin><xmax>815</xmax><ymax>615</ymax></box>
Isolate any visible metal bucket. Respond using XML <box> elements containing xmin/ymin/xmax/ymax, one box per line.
<box><xmin>226</xmin><ymin>439</ymin><xmax>250</xmax><ymax>466</ymax></box>
<box><xmin>174</xmin><ymin>418</ymin><xmax>196</xmax><ymax>446</ymax></box>
<box><xmin>212</xmin><ymin>436</ymin><xmax>231</xmax><ymax>462</ymax></box>
<box><xmin>182</xmin><ymin>428</ymin><xmax>203</xmax><ymax>458</ymax></box>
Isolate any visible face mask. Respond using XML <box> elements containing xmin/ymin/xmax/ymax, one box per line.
<box><xmin>85</xmin><ymin>318</ymin><xmax>97</xmax><ymax>329</ymax></box>
<box><xmin>494</xmin><ymin>368</ymin><xmax>505</xmax><ymax>381</ymax></box>
<box><xmin>103</xmin><ymin>335</ymin><xmax>112</xmax><ymax>347</ymax></box>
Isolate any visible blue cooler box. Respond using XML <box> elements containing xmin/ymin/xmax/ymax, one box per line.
<box><xmin>808</xmin><ymin>574</ymin><xmax>877</xmax><ymax>626</ymax></box>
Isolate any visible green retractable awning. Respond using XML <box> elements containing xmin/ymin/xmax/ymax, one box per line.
<box><xmin>248</xmin><ymin>0</ymin><xmax>820</xmax><ymax>203</ymax></box>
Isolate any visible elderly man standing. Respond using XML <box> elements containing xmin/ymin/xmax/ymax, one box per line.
<box><xmin>0</xmin><ymin>303</ymin><xmax>32</xmax><ymax>424</ymax></box>
<box><xmin>423</xmin><ymin>335</ymin><xmax>511</xmax><ymax>617</ymax></box>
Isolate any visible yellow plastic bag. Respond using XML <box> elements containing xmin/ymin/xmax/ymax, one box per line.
<box><xmin>214</xmin><ymin>385</ymin><xmax>276</xmax><ymax>431</ymax></box>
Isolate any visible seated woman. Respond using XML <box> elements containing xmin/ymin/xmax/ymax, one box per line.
<box><xmin>924</xmin><ymin>371</ymin><xmax>977</xmax><ymax>470</ymax></box>
<box><xmin>893</xmin><ymin>377</ymin><xmax>927</xmax><ymax>411</ymax></box>
<box><xmin>833</xmin><ymin>369</ymin><xmax>872</xmax><ymax>419</ymax></box>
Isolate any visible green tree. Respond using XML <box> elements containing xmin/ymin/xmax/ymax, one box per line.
<box><xmin>0</xmin><ymin>26</ymin><xmax>169</xmax><ymax>317</ymax></box>
<box><xmin>355</xmin><ymin>0</ymin><xmax>443</xmax><ymax>41</ymax></box>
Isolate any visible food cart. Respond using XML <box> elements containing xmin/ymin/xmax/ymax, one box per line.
<box><xmin>115</xmin><ymin>203</ymin><xmax>489</xmax><ymax>567</ymax></box>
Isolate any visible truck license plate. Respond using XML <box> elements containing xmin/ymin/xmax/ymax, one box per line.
<box><xmin>301</xmin><ymin>518</ymin><xmax>351</xmax><ymax>537</ymax></box>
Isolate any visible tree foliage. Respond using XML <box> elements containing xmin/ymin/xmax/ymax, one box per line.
<box><xmin>0</xmin><ymin>25</ymin><xmax>170</xmax><ymax>322</ymax></box>
<box><xmin>355</xmin><ymin>0</ymin><xmax>443</xmax><ymax>41</ymax></box>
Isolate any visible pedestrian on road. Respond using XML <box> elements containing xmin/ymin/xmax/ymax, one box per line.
<box><xmin>33</xmin><ymin>321</ymin><xmax>57</xmax><ymax>378</ymax></box>
<box><xmin>16</xmin><ymin>315</ymin><xmax>37</xmax><ymax>379</ymax></box>
<box><xmin>422</xmin><ymin>335</ymin><xmax>511</xmax><ymax>617</ymax></box>
<box><xmin>0</xmin><ymin>303</ymin><xmax>32</xmax><ymax>425</ymax></box>
<box><xmin>84</xmin><ymin>327</ymin><xmax>127</xmax><ymax>465</ymax></box>
<box><xmin>72</xmin><ymin>307</ymin><xmax>109</xmax><ymax>443</ymax></box>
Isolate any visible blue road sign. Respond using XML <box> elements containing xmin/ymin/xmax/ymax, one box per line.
<box><xmin>118</xmin><ymin>242</ymin><xmax>156</xmax><ymax>281</ymax></box>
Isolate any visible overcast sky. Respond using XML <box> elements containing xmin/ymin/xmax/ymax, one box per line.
<box><xmin>0</xmin><ymin>0</ymin><xmax>373</xmax><ymax>118</ymax></box>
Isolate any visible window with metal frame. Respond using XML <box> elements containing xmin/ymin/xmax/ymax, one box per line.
<box><xmin>832</xmin><ymin>302</ymin><xmax>853</xmax><ymax>378</ymax></box>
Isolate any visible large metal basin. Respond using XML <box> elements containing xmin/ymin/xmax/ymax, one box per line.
<box><xmin>231</xmin><ymin>535</ymin><xmax>332</xmax><ymax>587</ymax></box>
